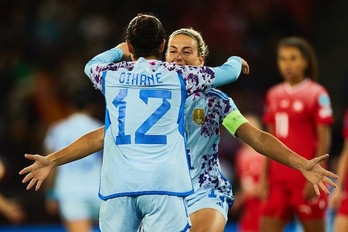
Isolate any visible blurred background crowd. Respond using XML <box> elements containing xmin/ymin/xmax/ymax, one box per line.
<box><xmin>0</xmin><ymin>0</ymin><xmax>347</xmax><ymax>228</ymax></box>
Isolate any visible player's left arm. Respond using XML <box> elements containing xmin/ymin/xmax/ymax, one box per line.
<box><xmin>84</xmin><ymin>44</ymin><xmax>126</xmax><ymax>89</ymax></box>
<box><xmin>222</xmin><ymin>112</ymin><xmax>338</xmax><ymax>196</ymax></box>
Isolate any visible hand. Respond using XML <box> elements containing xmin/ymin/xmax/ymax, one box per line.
<box><xmin>300</xmin><ymin>154</ymin><xmax>338</xmax><ymax>196</ymax></box>
<box><xmin>116</xmin><ymin>42</ymin><xmax>131</xmax><ymax>60</ymax></box>
<box><xmin>19</xmin><ymin>154</ymin><xmax>54</xmax><ymax>191</ymax></box>
<box><xmin>241</xmin><ymin>58</ymin><xmax>250</xmax><ymax>75</ymax></box>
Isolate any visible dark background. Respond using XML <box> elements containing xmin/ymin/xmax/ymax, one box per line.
<box><xmin>0</xmin><ymin>0</ymin><xmax>347</xmax><ymax>226</ymax></box>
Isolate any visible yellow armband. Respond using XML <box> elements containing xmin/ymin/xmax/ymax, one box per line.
<box><xmin>222</xmin><ymin>110</ymin><xmax>248</xmax><ymax>137</ymax></box>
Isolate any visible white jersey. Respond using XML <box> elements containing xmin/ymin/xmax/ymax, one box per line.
<box><xmin>184</xmin><ymin>89</ymin><xmax>241</xmax><ymax>207</ymax></box>
<box><xmin>85</xmin><ymin>48</ymin><xmax>242</xmax><ymax>199</ymax></box>
<box><xmin>44</xmin><ymin>113</ymin><xmax>102</xmax><ymax>201</ymax></box>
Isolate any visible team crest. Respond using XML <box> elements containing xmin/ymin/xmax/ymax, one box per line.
<box><xmin>193</xmin><ymin>109</ymin><xmax>205</xmax><ymax>125</ymax></box>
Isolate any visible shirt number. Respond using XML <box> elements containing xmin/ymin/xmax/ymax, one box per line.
<box><xmin>113</xmin><ymin>89</ymin><xmax>172</xmax><ymax>145</ymax></box>
<box><xmin>275</xmin><ymin>112</ymin><xmax>289</xmax><ymax>138</ymax></box>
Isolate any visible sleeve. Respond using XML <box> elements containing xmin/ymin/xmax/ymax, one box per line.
<box><xmin>222</xmin><ymin>110</ymin><xmax>249</xmax><ymax>137</ymax></box>
<box><xmin>84</xmin><ymin>48</ymin><xmax>124</xmax><ymax>90</ymax></box>
<box><xmin>212</xmin><ymin>56</ymin><xmax>242</xmax><ymax>87</ymax></box>
<box><xmin>182</xmin><ymin>56</ymin><xmax>242</xmax><ymax>95</ymax></box>
<box><xmin>314</xmin><ymin>89</ymin><xmax>334</xmax><ymax>125</ymax></box>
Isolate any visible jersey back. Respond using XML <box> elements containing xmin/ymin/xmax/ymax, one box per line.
<box><xmin>86</xmin><ymin>58</ymin><xmax>217</xmax><ymax>199</ymax></box>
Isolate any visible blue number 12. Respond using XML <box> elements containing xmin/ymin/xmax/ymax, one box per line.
<box><xmin>113</xmin><ymin>89</ymin><xmax>172</xmax><ymax>145</ymax></box>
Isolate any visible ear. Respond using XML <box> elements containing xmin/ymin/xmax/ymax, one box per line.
<box><xmin>159</xmin><ymin>39</ymin><xmax>166</xmax><ymax>53</ymax></box>
<box><xmin>126</xmin><ymin>40</ymin><xmax>134</xmax><ymax>54</ymax></box>
<box><xmin>198</xmin><ymin>55</ymin><xmax>205</xmax><ymax>66</ymax></box>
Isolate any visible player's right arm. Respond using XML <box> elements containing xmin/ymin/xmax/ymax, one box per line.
<box><xmin>182</xmin><ymin>56</ymin><xmax>249</xmax><ymax>95</ymax></box>
<box><xmin>213</xmin><ymin>56</ymin><xmax>249</xmax><ymax>87</ymax></box>
<box><xmin>19</xmin><ymin>126</ymin><xmax>105</xmax><ymax>191</ymax></box>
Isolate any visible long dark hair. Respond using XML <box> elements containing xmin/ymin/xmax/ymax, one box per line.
<box><xmin>277</xmin><ymin>36</ymin><xmax>319</xmax><ymax>81</ymax></box>
<box><xmin>126</xmin><ymin>13</ymin><xmax>166</xmax><ymax>59</ymax></box>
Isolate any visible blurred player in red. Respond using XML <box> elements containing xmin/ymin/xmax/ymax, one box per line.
<box><xmin>329</xmin><ymin>109</ymin><xmax>348</xmax><ymax>232</ymax></box>
<box><xmin>233</xmin><ymin>114</ymin><xmax>265</xmax><ymax>232</ymax></box>
<box><xmin>0</xmin><ymin>157</ymin><xmax>25</xmax><ymax>224</ymax></box>
<box><xmin>260</xmin><ymin>36</ymin><xmax>334</xmax><ymax>232</ymax></box>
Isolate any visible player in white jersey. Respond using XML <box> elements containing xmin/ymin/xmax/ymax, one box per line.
<box><xmin>20</xmin><ymin>26</ymin><xmax>338</xmax><ymax>232</ymax></box>
<box><xmin>43</xmin><ymin>89</ymin><xmax>102</xmax><ymax>232</ymax></box>
<box><xmin>20</xmin><ymin>14</ymin><xmax>247</xmax><ymax>232</ymax></box>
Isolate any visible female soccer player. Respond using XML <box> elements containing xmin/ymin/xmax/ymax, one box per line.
<box><xmin>260</xmin><ymin>36</ymin><xmax>334</xmax><ymax>232</ymax></box>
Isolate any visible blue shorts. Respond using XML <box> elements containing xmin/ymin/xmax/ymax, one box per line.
<box><xmin>186</xmin><ymin>189</ymin><xmax>233</xmax><ymax>221</ymax></box>
<box><xmin>59</xmin><ymin>199</ymin><xmax>100</xmax><ymax>221</ymax></box>
<box><xmin>99</xmin><ymin>195</ymin><xmax>191</xmax><ymax>232</ymax></box>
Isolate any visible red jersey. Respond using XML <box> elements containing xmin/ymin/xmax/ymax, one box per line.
<box><xmin>263</xmin><ymin>79</ymin><xmax>333</xmax><ymax>183</ymax></box>
<box><xmin>236</xmin><ymin>146</ymin><xmax>265</xmax><ymax>190</ymax></box>
<box><xmin>235</xmin><ymin>146</ymin><xmax>265</xmax><ymax>232</ymax></box>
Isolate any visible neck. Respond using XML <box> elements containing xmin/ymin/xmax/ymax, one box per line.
<box><xmin>287</xmin><ymin>78</ymin><xmax>307</xmax><ymax>87</ymax></box>
<box><xmin>286</xmin><ymin>76</ymin><xmax>306</xmax><ymax>87</ymax></box>
<box><xmin>131</xmin><ymin>54</ymin><xmax>159</xmax><ymax>61</ymax></box>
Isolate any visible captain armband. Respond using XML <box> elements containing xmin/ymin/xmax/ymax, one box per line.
<box><xmin>222</xmin><ymin>110</ymin><xmax>249</xmax><ymax>137</ymax></box>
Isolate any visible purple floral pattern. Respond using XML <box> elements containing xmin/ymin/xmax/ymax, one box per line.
<box><xmin>195</xmin><ymin>91</ymin><xmax>235</xmax><ymax>195</ymax></box>
<box><xmin>86</xmin><ymin>60</ymin><xmax>216</xmax><ymax>94</ymax></box>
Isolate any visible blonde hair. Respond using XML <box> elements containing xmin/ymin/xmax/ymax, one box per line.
<box><xmin>169</xmin><ymin>28</ymin><xmax>209</xmax><ymax>58</ymax></box>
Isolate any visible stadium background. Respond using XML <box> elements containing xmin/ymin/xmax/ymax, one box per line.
<box><xmin>0</xmin><ymin>0</ymin><xmax>347</xmax><ymax>231</ymax></box>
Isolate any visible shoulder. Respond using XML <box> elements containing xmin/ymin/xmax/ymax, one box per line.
<box><xmin>205</xmin><ymin>89</ymin><xmax>236</xmax><ymax>109</ymax></box>
<box><xmin>305</xmin><ymin>81</ymin><xmax>331</xmax><ymax>103</ymax></box>
<box><xmin>47</xmin><ymin>117</ymin><xmax>70</xmax><ymax>133</ymax></box>
<box><xmin>265</xmin><ymin>83</ymin><xmax>284</xmax><ymax>100</ymax></box>
<box><xmin>307</xmin><ymin>80</ymin><xmax>328</xmax><ymax>92</ymax></box>
<box><xmin>268</xmin><ymin>82</ymin><xmax>284</xmax><ymax>93</ymax></box>
<box><xmin>205</xmin><ymin>88</ymin><xmax>229</xmax><ymax>100</ymax></box>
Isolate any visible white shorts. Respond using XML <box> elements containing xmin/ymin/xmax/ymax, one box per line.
<box><xmin>186</xmin><ymin>189</ymin><xmax>233</xmax><ymax>221</ymax></box>
<box><xmin>59</xmin><ymin>199</ymin><xmax>100</xmax><ymax>221</ymax></box>
<box><xmin>99</xmin><ymin>195</ymin><xmax>191</xmax><ymax>232</ymax></box>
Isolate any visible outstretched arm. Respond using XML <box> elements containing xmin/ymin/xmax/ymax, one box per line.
<box><xmin>234</xmin><ymin>122</ymin><xmax>338</xmax><ymax>196</ymax></box>
<box><xmin>19</xmin><ymin>126</ymin><xmax>105</xmax><ymax>191</ymax></box>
